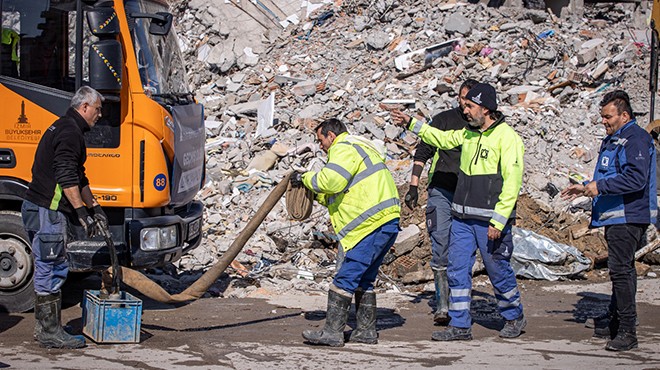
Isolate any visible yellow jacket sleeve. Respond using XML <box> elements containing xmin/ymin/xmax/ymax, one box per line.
<box><xmin>409</xmin><ymin>118</ymin><xmax>465</xmax><ymax>150</ymax></box>
<box><xmin>302</xmin><ymin>142</ymin><xmax>361</xmax><ymax>195</ymax></box>
<box><xmin>491</xmin><ymin>129</ymin><xmax>525</xmax><ymax>230</ymax></box>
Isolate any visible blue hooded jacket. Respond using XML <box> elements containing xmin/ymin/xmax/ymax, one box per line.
<box><xmin>591</xmin><ymin>119</ymin><xmax>658</xmax><ymax>227</ymax></box>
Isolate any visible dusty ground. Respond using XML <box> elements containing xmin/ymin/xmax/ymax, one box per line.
<box><xmin>1</xmin><ymin>272</ymin><xmax>659</xmax><ymax>369</ymax></box>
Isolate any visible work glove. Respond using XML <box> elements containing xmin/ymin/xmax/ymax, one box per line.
<box><xmin>404</xmin><ymin>185</ymin><xmax>418</xmax><ymax>209</ymax></box>
<box><xmin>75</xmin><ymin>206</ymin><xmax>97</xmax><ymax>238</ymax></box>
<box><xmin>290</xmin><ymin>171</ymin><xmax>303</xmax><ymax>187</ymax></box>
<box><xmin>91</xmin><ymin>205</ymin><xmax>110</xmax><ymax>238</ymax></box>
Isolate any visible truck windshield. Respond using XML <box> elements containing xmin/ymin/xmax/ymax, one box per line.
<box><xmin>125</xmin><ymin>0</ymin><xmax>190</xmax><ymax>101</ymax></box>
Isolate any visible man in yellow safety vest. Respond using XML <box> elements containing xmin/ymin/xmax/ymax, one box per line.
<box><xmin>293</xmin><ymin>118</ymin><xmax>400</xmax><ymax>347</ymax></box>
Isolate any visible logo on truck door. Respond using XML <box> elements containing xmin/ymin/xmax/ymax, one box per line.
<box><xmin>3</xmin><ymin>101</ymin><xmax>42</xmax><ymax>142</ymax></box>
<box><xmin>154</xmin><ymin>174</ymin><xmax>167</xmax><ymax>191</ymax></box>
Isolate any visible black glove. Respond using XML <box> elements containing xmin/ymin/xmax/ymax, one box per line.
<box><xmin>91</xmin><ymin>205</ymin><xmax>110</xmax><ymax>238</ymax></box>
<box><xmin>75</xmin><ymin>206</ymin><xmax>97</xmax><ymax>238</ymax></box>
<box><xmin>405</xmin><ymin>185</ymin><xmax>418</xmax><ymax>209</ymax></box>
<box><xmin>290</xmin><ymin>172</ymin><xmax>303</xmax><ymax>187</ymax></box>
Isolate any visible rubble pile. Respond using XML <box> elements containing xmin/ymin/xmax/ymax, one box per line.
<box><xmin>156</xmin><ymin>0</ymin><xmax>660</xmax><ymax>294</ymax></box>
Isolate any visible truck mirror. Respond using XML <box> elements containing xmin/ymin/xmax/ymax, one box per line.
<box><xmin>87</xmin><ymin>8</ymin><xmax>121</xmax><ymax>36</ymax></box>
<box><xmin>149</xmin><ymin>12</ymin><xmax>172</xmax><ymax>36</ymax></box>
<box><xmin>130</xmin><ymin>12</ymin><xmax>173</xmax><ymax>36</ymax></box>
<box><xmin>89</xmin><ymin>40</ymin><xmax>123</xmax><ymax>93</ymax></box>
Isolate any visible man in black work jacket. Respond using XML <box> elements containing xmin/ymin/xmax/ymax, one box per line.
<box><xmin>21</xmin><ymin>86</ymin><xmax>109</xmax><ymax>349</ymax></box>
<box><xmin>405</xmin><ymin>78</ymin><xmax>477</xmax><ymax>324</ymax></box>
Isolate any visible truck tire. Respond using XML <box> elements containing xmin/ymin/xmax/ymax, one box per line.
<box><xmin>0</xmin><ymin>211</ymin><xmax>34</xmax><ymax>312</ymax></box>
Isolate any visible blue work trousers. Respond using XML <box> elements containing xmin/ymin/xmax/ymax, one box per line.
<box><xmin>334</xmin><ymin>219</ymin><xmax>399</xmax><ymax>294</ymax></box>
<box><xmin>21</xmin><ymin>200</ymin><xmax>69</xmax><ymax>295</ymax></box>
<box><xmin>427</xmin><ymin>187</ymin><xmax>453</xmax><ymax>269</ymax></box>
<box><xmin>447</xmin><ymin>218</ymin><xmax>523</xmax><ymax>328</ymax></box>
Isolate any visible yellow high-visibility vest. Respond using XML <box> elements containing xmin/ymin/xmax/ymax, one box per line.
<box><xmin>303</xmin><ymin>132</ymin><xmax>400</xmax><ymax>251</ymax></box>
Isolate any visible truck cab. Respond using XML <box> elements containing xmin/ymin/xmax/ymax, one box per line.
<box><xmin>0</xmin><ymin>0</ymin><xmax>205</xmax><ymax>312</ymax></box>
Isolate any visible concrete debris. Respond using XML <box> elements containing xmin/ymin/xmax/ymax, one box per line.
<box><xmin>163</xmin><ymin>0</ymin><xmax>660</xmax><ymax>296</ymax></box>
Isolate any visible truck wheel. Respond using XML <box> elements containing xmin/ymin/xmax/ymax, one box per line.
<box><xmin>0</xmin><ymin>211</ymin><xmax>34</xmax><ymax>312</ymax></box>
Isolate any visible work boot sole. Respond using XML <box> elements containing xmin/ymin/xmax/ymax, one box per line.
<box><xmin>350</xmin><ymin>338</ymin><xmax>378</xmax><ymax>344</ymax></box>
<box><xmin>37</xmin><ymin>339</ymin><xmax>86</xmax><ymax>349</ymax></box>
<box><xmin>302</xmin><ymin>331</ymin><xmax>344</xmax><ymax>347</ymax></box>
<box><xmin>431</xmin><ymin>331</ymin><xmax>472</xmax><ymax>341</ymax></box>
<box><xmin>349</xmin><ymin>335</ymin><xmax>378</xmax><ymax>344</ymax></box>
<box><xmin>605</xmin><ymin>341</ymin><xmax>638</xmax><ymax>352</ymax></box>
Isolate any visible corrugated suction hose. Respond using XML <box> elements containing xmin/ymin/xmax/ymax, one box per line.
<box><xmin>102</xmin><ymin>173</ymin><xmax>293</xmax><ymax>303</ymax></box>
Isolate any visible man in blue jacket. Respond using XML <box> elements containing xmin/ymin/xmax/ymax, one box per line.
<box><xmin>562</xmin><ymin>90</ymin><xmax>657</xmax><ymax>351</ymax></box>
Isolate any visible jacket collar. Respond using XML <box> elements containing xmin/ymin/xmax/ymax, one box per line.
<box><xmin>330</xmin><ymin>132</ymin><xmax>349</xmax><ymax>148</ymax></box>
<box><xmin>65</xmin><ymin>107</ymin><xmax>91</xmax><ymax>133</ymax></box>
<box><xmin>609</xmin><ymin>118</ymin><xmax>637</xmax><ymax>139</ymax></box>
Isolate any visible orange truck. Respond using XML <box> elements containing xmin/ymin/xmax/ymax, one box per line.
<box><xmin>0</xmin><ymin>0</ymin><xmax>205</xmax><ymax>312</ymax></box>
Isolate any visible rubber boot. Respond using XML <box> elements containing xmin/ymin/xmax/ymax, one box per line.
<box><xmin>302</xmin><ymin>286</ymin><xmax>352</xmax><ymax>347</ymax></box>
<box><xmin>433</xmin><ymin>268</ymin><xmax>450</xmax><ymax>325</ymax></box>
<box><xmin>34</xmin><ymin>292</ymin><xmax>86</xmax><ymax>349</ymax></box>
<box><xmin>349</xmin><ymin>289</ymin><xmax>378</xmax><ymax>344</ymax></box>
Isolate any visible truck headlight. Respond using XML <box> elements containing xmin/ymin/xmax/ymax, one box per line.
<box><xmin>140</xmin><ymin>225</ymin><xmax>178</xmax><ymax>251</ymax></box>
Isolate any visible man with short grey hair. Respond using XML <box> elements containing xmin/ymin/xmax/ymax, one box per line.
<box><xmin>21</xmin><ymin>86</ymin><xmax>109</xmax><ymax>349</ymax></box>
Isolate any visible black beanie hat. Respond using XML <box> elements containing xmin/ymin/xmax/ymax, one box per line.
<box><xmin>465</xmin><ymin>83</ymin><xmax>497</xmax><ymax>111</ymax></box>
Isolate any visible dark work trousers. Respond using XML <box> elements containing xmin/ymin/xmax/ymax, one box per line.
<box><xmin>427</xmin><ymin>187</ymin><xmax>453</xmax><ymax>270</ymax></box>
<box><xmin>604</xmin><ymin>223</ymin><xmax>647</xmax><ymax>331</ymax></box>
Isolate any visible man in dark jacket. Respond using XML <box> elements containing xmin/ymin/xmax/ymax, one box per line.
<box><xmin>405</xmin><ymin>79</ymin><xmax>477</xmax><ymax>324</ymax></box>
<box><xmin>21</xmin><ymin>86</ymin><xmax>109</xmax><ymax>349</ymax></box>
<box><xmin>562</xmin><ymin>90</ymin><xmax>657</xmax><ymax>352</ymax></box>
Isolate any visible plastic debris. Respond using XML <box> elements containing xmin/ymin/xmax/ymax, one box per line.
<box><xmin>511</xmin><ymin>227</ymin><xmax>592</xmax><ymax>281</ymax></box>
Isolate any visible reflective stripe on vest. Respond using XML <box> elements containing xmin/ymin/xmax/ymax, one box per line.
<box><xmin>327</xmin><ymin>142</ymin><xmax>388</xmax><ymax>205</ymax></box>
<box><xmin>451</xmin><ymin>203</ymin><xmax>516</xmax><ymax>223</ymax></box>
<box><xmin>598</xmin><ymin>209</ymin><xmax>625</xmax><ymax>221</ymax></box>
<box><xmin>336</xmin><ymin>198</ymin><xmax>400</xmax><ymax>241</ymax></box>
<box><xmin>311</xmin><ymin>163</ymin><xmax>353</xmax><ymax>193</ymax></box>
<box><xmin>411</xmin><ymin>119</ymin><xmax>424</xmax><ymax>134</ymax></box>
<box><xmin>600</xmin><ymin>208</ymin><xmax>658</xmax><ymax>222</ymax></box>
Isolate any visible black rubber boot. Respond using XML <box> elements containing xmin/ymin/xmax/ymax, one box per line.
<box><xmin>605</xmin><ymin>329</ymin><xmax>638</xmax><ymax>351</ymax></box>
<box><xmin>302</xmin><ymin>286</ymin><xmax>352</xmax><ymax>347</ymax></box>
<box><xmin>349</xmin><ymin>290</ymin><xmax>378</xmax><ymax>344</ymax></box>
<box><xmin>433</xmin><ymin>268</ymin><xmax>450</xmax><ymax>325</ymax></box>
<box><xmin>34</xmin><ymin>292</ymin><xmax>86</xmax><ymax>349</ymax></box>
<box><xmin>431</xmin><ymin>325</ymin><xmax>472</xmax><ymax>341</ymax></box>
